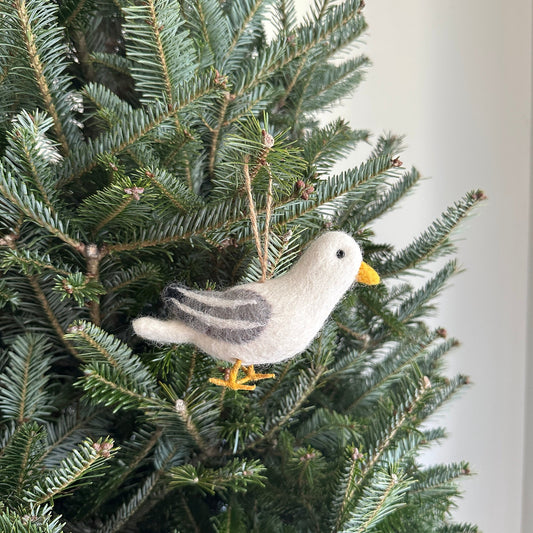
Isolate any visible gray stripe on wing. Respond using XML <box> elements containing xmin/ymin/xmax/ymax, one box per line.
<box><xmin>166</xmin><ymin>287</ymin><xmax>266</xmax><ymax>321</ymax></box>
<box><xmin>163</xmin><ymin>285</ymin><xmax>271</xmax><ymax>344</ymax></box>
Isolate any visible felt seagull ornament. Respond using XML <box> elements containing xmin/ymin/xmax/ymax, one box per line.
<box><xmin>132</xmin><ymin>231</ymin><xmax>380</xmax><ymax>390</ymax></box>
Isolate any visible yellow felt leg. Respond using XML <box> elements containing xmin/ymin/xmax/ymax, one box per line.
<box><xmin>208</xmin><ymin>359</ymin><xmax>256</xmax><ymax>391</ymax></box>
<box><xmin>243</xmin><ymin>365</ymin><xmax>275</xmax><ymax>382</ymax></box>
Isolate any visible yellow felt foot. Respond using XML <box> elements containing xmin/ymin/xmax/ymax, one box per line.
<box><xmin>208</xmin><ymin>359</ymin><xmax>256</xmax><ymax>391</ymax></box>
<box><xmin>243</xmin><ymin>365</ymin><xmax>275</xmax><ymax>382</ymax></box>
<box><xmin>208</xmin><ymin>377</ymin><xmax>255</xmax><ymax>391</ymax></box>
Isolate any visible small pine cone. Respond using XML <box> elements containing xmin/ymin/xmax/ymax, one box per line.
<box><xmin>295</xmin><ymin>180</ymin><xmax>315</xmax><ymax>199</ymax></box>
<box><xmin>262</xmin><ymin>129</ymin><xmax>275</xmax><ymax>148</ymax></box>
<box><xmin>124</xmin><ymin>186</ymin><xmax>145</xmax><ymax>201</ymax></box>
<box><xmin>62</xmin><ymin>280</ymin><xmax>74</xmax><ymax>294</ymax></box>
<box><xmin>175</xmin><ymin>399</ymin><xmax>187</xmax><ymax>414</ymax></box>
<box><xmin>436</xmin><ymin>328</ymin><xmax>447</xmax><ymax>338</ymax></box>
<box><xmin>352</xmin><ymin>448</ymin><xmax>363</xmax><ymax>461</ymax></box>
<box><xmin>214</xmin><ymin>69</ymin><xmax>228</xmax><ymax>88</ymax></box>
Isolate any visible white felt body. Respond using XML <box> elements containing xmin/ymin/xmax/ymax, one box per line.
<box><xmin>132</xmin><ymin>232</ymin><xmax>363</xmax><ymax>365</ymax></box>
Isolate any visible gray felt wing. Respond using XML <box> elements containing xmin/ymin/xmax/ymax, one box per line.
<box><xmin>163</xmin><ymin>284</ymin><xmax>271</xmax><ymax>344</ymax></box>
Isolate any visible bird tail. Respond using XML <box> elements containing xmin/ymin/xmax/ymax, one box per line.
<box><xmin>132</xmin><ymin>317</ymin><xmax>191</xmax><ymax>345</ymax></box>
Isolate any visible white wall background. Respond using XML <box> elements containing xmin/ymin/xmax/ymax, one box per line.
<box><xmin>296</xmin><ymin>1</ymin><xmax>533</xmax><ymax>531</ymax></box>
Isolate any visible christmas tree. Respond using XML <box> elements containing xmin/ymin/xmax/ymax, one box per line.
<box><xmin>0</xmin><ymin>0</ymin><xmax>483</xmax><ymax>531</ymax></box>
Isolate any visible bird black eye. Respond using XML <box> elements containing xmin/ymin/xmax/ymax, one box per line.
<box><xmin>336</xmin><ymin>249</ymin><xmax>345</xmax><ymax>259</ymax></box>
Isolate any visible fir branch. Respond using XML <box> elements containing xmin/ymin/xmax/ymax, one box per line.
<box><xmin>28</xmin><ymin>276</ymin><xmax>79</xmax><ymax>359</ymax></box>
<box><xmin>437</xmin><ymin>523</ymin><xmax>479</xmax><ymax>533</ymax></box>
<box><xmin>342</xmin><ymin>468</ymin><xmax>411</xmax><ymax>533</ymax></box>
<box><xmin>28</xmin><ymin>438</ymin><xmax>115</xmax><ymax>506</ymax></box>
<box><xmin>144</xmin><ymin>167</ymin><xmax>203</xmax><ymax>212</ymax></box>
<box><xmin>334</xmin><ymin>320</ymin><xmax>368</xmax><ymax>342</ymax></box>
<box><xmin>311</xmin><ymin>0</ymin><xmax>332</xmax><ymax>21</ymax></box>
<box><xmin>288</xmin><ymin>60</ymin><xmax>319</xmax><ymax>132</ymax></box>
<box><xmin>100</xmin><ymin>428</ymin><xmax>163</xmax><ymax>500</ymax></box>
<box><xmin>0</xmin><ymin>334</ymin><xmax>53</xmax><ymax>424</ymax></box>
<box><xmin>171</xmin><ymin>396</ymin><xmax>211</xmax><ymax>452</ymax></box>
<box><xmin>377</xmin><ymin>190</ymin><xmax>486</xmax><ymax>276</ymax></box>
<box><xmin>185</xmin><ymin>0</ymin><xmax>230</xmax><ymax>62</ymax></box>
<box><xmin>81</xmin><ymin>245</ymin><xmax>107</xmax><ymax>326</ymax></box>
<box><xmin>89</xmin><ymin>52</ymin><xmax>133</xmax><ymax>76</ymax></box>
<box><xmin>169</xmin><ymin>458</ymin><xmax>265</xmax><ymax>494</ymax></box>
<box><xmin>71</xmin><ymin>29</ymin><xmax>96</xmax><ymax>82</ymax></box>
<box><xmin>0</xmin><ymin>279</ymin><xmax>20</xmax><ymax>310</ymax></box>
<box><xmin>0</xmin><ymin>508</ymin><xmax>64</xmax><ymax>532</ymax></box>
<box><xmin>329</xmin><ymin>447</ymin><xmax>363</xmax><ymax>532</ymax></box>
<box><xmin>256</xmin><ymin>359</ymin><xmax>293</xmax><ymax>407</ymax></box>
<box><xmin>302</xmin><ymin>119</ymin><xmax>369</xmax><ymax>177</ymax></box>
<box><xmin>61</xmin><ymin>105</ymin><xmax>170</xmax><ymax>184</ymax></box>
<box><xmin>65</xmin><ymin>321</ymin><xmax>156</xmax><ymax>393</ymax></box>
<box><xmin>346</xmin><ymin>335</ymin><xmax>454</xmax><ymax>413</ymax></box>
<box><xmin>41</xmin><ymin>409</ymin><xmax>102</xmax><ymax>467</ymax></box>
<box><xmin>80</xmin><ymin>364</ymin><xmax>156</xmax><ymax>412</ymax></box>
<box><xmin>0</xmin><ymin>248</ymin><xmax>71</xmax><ymax>278</ymax></box>
<box><xmin>225</xmin><ymin>0</ymin><xmax>265</xmax><ymax>60</ymax></box>
<box><xmin>97</xmin><ymin>473</ymin><xmax>161</xmax><ymax>533</ymax></box>
<box><xmin>209</xmin><ymin>92</ymin><xmax>233</xmax><ymax>178</ymax></box>
<box><xmin>15</xmin><ymin>0</ymin><xmax>66</xmax><ymax>151</ymax></box>
<box><xmin>76</xmin><ymin>180</ymin><xmax>150</xmax><ymax>240</ymax></box>
<box><xmin>106</xmin><ymin>154</ymin><xmax>392</xmax><ymax>253</ymax></box>
<box><xmin>274</xmin><ymin>154</ymin><xmax>394</xmax><ymax>231</ymax></box>
<box><xmin>184</xmin><ymin>350</ymin><xmax>198</xmax><ymax>393</ymax></box>
<box><xmin>0</xmin><ymin>2</ymin><xmax>480</xmax><ymax>528</ymax></box>
<box><xmin>151</xmin><ymin>389</ymin><xmax>222</xmax><ymax>457</ymax></box>
<box><xmin>361</xmin><ymin>380</ymin><xmax>432</xmax><ymax>478</ymax></box>
<box><xmin>4</xmin><ymin>111</ymin><xmax>62</xmax><ymax>212</ymax></box>
<box><xmin>355</xmin><ymin>289</ymin><xmax>408</xmax><ymax>338</ymax></box>
<box><xmin>301</xmin><ymin>55</ymin><xmax>368</xmax><ymax>112</ymax></box>
<box><xmin>0</xmin><ymin>422</ymin><xmax>46</xmax><ymax>505</ymax></box>
<box><xmin>345</xmin><ymin>167</ymin><xmax>420</xmax><ymax>229</ymax></box>
<box><xmin>148</xmin><ymin>0</ymin><xmax>175</xmax><ymax>104</ymax></box>
<box><xmin>222</xmin><ymin>87</ymin><xmax>273</xmax><ymax>127</ymax></box>
<box><xmin>274</xmin><ymin>0</ymin><xmax>297</xmax><ymax>34</ymax></box>
<box><xmin>394</xmin><ymin>260</ymin><xmax>459</xmax><ymax>324</ymax></box>
<box><xmin>416</xmin><ymin>374</ymin><xmax>470</xmax><ymax>420</ymax></box>
<box><xmin>278</xmin><ymin>56</ymin><xmax>307</xmax><ymax>111</ymax></box>
<box><xmin>122</xmin><ymin>0</ymin><xmax>196</xmax><ymax>108</ymax></box>
<box><xmin>82</xmin><ymin>82</ymin><xmax>134</xmax><ymax>126</ymax></box>
<box><xmin>13</xmin><ymin>0</ymin><xmax>74</xmax><ymax>154</ymax></box>
<box><xmin>332</xmin><ymin>378</ymin><xmax>432</xmax><ymax>530</ymax></box>
<box><xmin>74</xmin><ymin>329</ymin><xmax>119</xmax><ymax>369</ymax></box>
<box><xmin>0</xmin><ymin>166</ymin><xmax>82</xmax><ymax>250</ymax></box>
<box><xmin>61</xmin><ymin>78</ymin><xmax>214</xmax><ymax>185</ymax></box>
<box><xmin>103</xmin><ymin>263</ymin><xmax>163</xmax><ymax>294</ymax></box>
<box><xmin>235</xmin><ymin>0</ymin><xmax>366</xmax><ymax>96</ymax></box>
<box><xmin>104</xmin><ymin>187</ymin><xmax>252</xmax><ymax>253</ymax></box>
<box><xmin>64</xmin><ymin>0</ymin><xmax>90</xmax><ymax>28</ymax></box>
<box><xmin>92</xmin><ymin>197</ymin><xmax>134</xmax><ymax>236</ymax></box>
<box><xmin>252</xmin><ymin>367</ymin><xmax>325</xmax><ymax>449</ymax></box>
<box><xmin>99</xmin><ymin>439</ymin><xmax>184</xmax><ymax>531</ymax></box>
<box><xmin>409</xmin><ymin>461</ymin><xmax>470</xmax><ymax>497</ymax></box>
<box><xmin>168</xmin><ymin>458</ymin><xmax>266</xmax><ymax>495</ymax></box>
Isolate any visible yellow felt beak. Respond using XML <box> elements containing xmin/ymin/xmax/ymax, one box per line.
<box><xmin>356</xmin><ymin>262</ymin><xmax>380</xmax><ymax>285</ymax></box>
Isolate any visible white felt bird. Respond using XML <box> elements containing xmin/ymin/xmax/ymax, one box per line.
<box><xmin>132</xmin><ymin>231</ymin><xmax>380</xmax><ymax>390</ymax></box>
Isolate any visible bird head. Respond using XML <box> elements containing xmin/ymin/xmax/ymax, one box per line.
<box><xmin>293</xmin><ymin>232</ymin><xmax>380</xmax><ymax>294</ymax></box>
